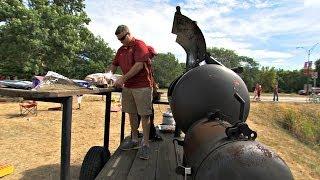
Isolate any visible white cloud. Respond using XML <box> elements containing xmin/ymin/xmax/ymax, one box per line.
<box><xmin>207</xmin><ymin>37</ymin><xmax>252</xmax><ymax>50</ymax></box>
<box><xmin>84</xmin><ymin>0</ymin><xmax>320</xmax><ymax>70</ymax></box>
<box><xmin>239</xmin><ymin>49</ymin><xmax>293</xmax><ymax>59</ymax></box>
<box><xmin>304</xmin><ymin>0</ymin><xmax>320</xmax><ymax>7</ymax></box>
<box><xmin>86</xmin><ymin>1</ymin><xmax>183</xmax><ymax>55</ymax></box>
<box><xmin>258</xmin><ymin>58</ymin><xmax>287</xmax><ymax>68</ymax></box>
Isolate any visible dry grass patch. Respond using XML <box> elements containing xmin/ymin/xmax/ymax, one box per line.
<box><xmin>248</xmin><ymin>102</ymin><xmax>320</xmax><ymax>180</ymax></box>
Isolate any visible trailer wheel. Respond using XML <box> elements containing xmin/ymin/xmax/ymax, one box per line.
<box><xmin>79</xmin><ymin>146</ymin><xmax>110</xmax><ymax>180</ymax></box>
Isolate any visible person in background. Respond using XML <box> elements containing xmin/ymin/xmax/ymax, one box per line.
<box><xmin>257</xmin><ymin>84</ymin><xmax>262</xmax><ymax>101</ymax></box>
<box><xmin>107</xmin><ymin>25</ymin><xmax>152</xmax><ymax>160</ymax></box>
<box><xmin>76</xmin><ymin>95</ymin><xmax>83</xmax><ymax>109</ymax></box>
<box><xmin>273</xmin><ymin>84</ymin><xmax>279</xmax><ymax>101</ymax></box>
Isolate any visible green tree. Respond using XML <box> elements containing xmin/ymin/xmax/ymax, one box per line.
<box><xmin>179</xmin><ymin>62</ymin><xmax>186</xmax><ymax>72</ymax></box>
<box><xmin>277</xmin><ymin>69</ymin><xmax>307</xmax><ymax>93</ymax></box>
<box><xmin>207</xmin><ymin>47</ymin><xmax>240</xmax><ymax>68</ymax></box>
<box><xmin>257</xmin><ymin>67</ymin><xmax>277</xmax><ymax>92</ymax></box>
<box><xmin>69</xmin><ymin>35</ymin><xmax>114</xmax><ymax>79</ymax></box>
<box><xmin>0</xmin><ymin>0</ymin><xmax>113</xmax><ymax>79</ymax></box>
<box><xmin>239</xmin><ymin>56</ymin><xmax>260</xmax><ymax>91</ymax></box>
<box><xmin>0</xmin><ymin>0</ymin><xmax>39</xmax><ymax>78</ymax></box>
<box><xmin>152</xmin><ymin>53</ymin><xmax>184</xmax><ymax>88</ymax></box>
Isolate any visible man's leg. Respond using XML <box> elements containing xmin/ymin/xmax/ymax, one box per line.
<box><xmin>149</xmin><ymin>108</ymin><xmax>155</xmax><ymax>138</ymax></box>
<box><xmin>136</xmin><ymin>114</ymin><xmax>143</xmax><ymax>138</ymax></box>
<box><xmin>120</xmin><ymin>113</ymin><xmax>140</xmax><ymax>150</ymax></box>
<box><xmin>132</xmin><ymin>87</ymin><xmax>153</xmax><ymax>159</ymax></box>
<box><xmin>129</xmin><ymin>113</ymin><xmax>139</xmax><ymax>142</ymax></box>
<box><xmin>139</xmin><ymin>115</ymin><xmax>151</xmax><ymax>160</ymax></box>
<box><xmin>149</xmin><ymin>107</ymin><xmax>163</xmax><ymax>141</ymax></box>
<box><xmin>120</xmin><ymin>88</ymin><xmax>140</xmax><ymax>150</ymax></box>
<box><xmin>140</xmin><ymin>115</ymin><xmax>150</xmax><ymax>146</ymax></box>
<box><xmin>138</xmin><ymin>108</ymin><xmax>162</xmax><ymax>141</ymax></box>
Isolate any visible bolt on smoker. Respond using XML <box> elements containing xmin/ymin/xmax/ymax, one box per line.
<box><xmin>169</xmin><ymin>6</ymin><xmax>293</xmax><ymax>180</ymax></box>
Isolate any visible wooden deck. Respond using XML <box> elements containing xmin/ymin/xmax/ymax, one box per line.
<box><xmin>96</xmin><ymin>132</ymin><xmax>184</xmax><ymax>180</ymax></box>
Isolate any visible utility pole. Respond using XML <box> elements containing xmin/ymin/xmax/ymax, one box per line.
<box><xmin>296</xmin><ymin>42</ymin><xmax>320</xmax><ymax>93</ymax></box>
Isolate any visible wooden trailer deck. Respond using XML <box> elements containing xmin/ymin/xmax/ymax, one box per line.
<box><xmin>96</xmin><ymin>132</ymin><xmax>184</xmax><ymax>180</ymax></box>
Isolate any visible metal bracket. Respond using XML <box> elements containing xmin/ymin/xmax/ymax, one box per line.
<box><xmin>176</xmin><ymin>165</ymin><xmax>192</xmax><ymax>180</ymax></box>
<box><xmin>173</xmin><ymin>139</ymin><xmax>191</xmax><ymax>179</ymax></box>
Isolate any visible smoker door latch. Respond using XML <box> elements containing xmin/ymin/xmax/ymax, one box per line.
<box><xmin>225</xmin><ymin>122</ymin><xmax>257</xmax><ymax>140</ymax></box>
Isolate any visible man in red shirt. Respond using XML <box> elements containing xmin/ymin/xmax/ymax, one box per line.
<box><xmin>108</xmin><ymin>25</ymin><xmax>152</xmax><ymax>160</ymax></box>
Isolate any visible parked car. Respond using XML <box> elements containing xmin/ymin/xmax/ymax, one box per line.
<box><xmin>298</xmin><ymin>89</ymin><xmax>306</xmax><ymax>95</ymax></box>
<box><xmin>298</xmin><ymin>87</ymin><xmax>320</xmax><ymax>95</ymax></box>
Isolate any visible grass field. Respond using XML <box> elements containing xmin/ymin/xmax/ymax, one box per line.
<box><xmin>0</xmin><ymin>94</ymin><xmax>319</xmax><ymax>179</ymax></box>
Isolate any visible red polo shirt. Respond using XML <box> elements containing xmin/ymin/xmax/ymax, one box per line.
<box><xmin>112</xmin><ymin>38</ymin><xmax>152</xmax><ymax>88</ymax></box>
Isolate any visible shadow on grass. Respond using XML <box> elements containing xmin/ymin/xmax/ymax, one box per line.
<box><xmin>3</xmin><ymin>108</ymin><xmax>62</xmax><ymax>118</ymax></box>
<box><xmin>4</xmin><ymin>113</ymin><xmax>40</xmax><ymax>119</ymax></box>
<box><xmin>21</xmin><ymin>164</ymin><xmax>81</xmax><ymax>180</ymax></box>
<box><xmin>85</xmin><ymin>96</ymin><xmax>105</xmax><ymax>102</ymax></box>
<box><xmin>4</xmin><ymin>113</ymin><xmax>24</xmax><ymax>118</ymax></box>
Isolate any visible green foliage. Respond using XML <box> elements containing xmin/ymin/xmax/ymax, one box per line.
<box><xmin>69</xmin><ymin>35</ymin><xmax>114</xmax><ymax>79</ymax></box>
<box><xmin>277</xmin><ymin>69</ymin><xmax>308</xmax><ymax>93</ymax></box>
<box><xmin>0</xmin><ymin>0</ymin><xmax>114</xmax><ymax>79</ymax></box>
<box><xmin>280</xmin><ymin>109</ymin><xmax>320</xmax><ymax>145</ymax></box>
<box><xmin>152</xmin><ymin>53</ymin><xmax>184</xmax><ymax>87</ymax></box>
<box><xmin>207</xmin><ymin>47</ymin><xmax>240</xmax><ymax>68</ymax></box>
<box><xmin>239</xmin><ymin>56</ymin><xmax>260</xmax><ymax>91</ymax></box>
<box><xmin>206</xmin><ymin>47</ymin><xmax>309</xmax><ymax>93</ymax></box>
<box><xmin>256</xmin><ymin>67</ymin><xmax>277</xmax><ymax>92</ymax></box>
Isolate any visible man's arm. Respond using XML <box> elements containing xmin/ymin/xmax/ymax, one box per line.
<box><xmin>114</xmin><ymin>62</ymin><xmax>144</xmax><ymax>88</ymax></box>
<box><xmin>106</xmin><ymin>64</ymin><xmax>117</xmax><ymax>74</ymax></box>
<box><xmin>123</xmin><ymin>62</ymin><xmax>144</xmax><ymax>81</ymax></box>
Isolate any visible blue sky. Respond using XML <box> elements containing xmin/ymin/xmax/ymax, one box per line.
<box><xmin>84</xmin><ymin>0</ymin><xmax>320</xmax><ymax>70</ymax></box>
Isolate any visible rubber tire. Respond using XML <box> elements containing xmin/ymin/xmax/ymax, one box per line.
<box><xmin>79</xmin><ymin>146</ymin><xmax>111</xmax><ymax>180</ymax></box>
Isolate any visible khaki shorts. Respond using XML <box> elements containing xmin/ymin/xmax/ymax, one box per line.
<box><xmin>121</xmin><ymin>87</ymin><xmax>153</xmax><ymax>116</ymax></box>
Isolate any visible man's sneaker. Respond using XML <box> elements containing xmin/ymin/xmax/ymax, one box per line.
<box><xmin>120</xmin><ymin>140</ymin><xmax>140</xmax><ymax>151</ymax></box>
<box><xmin>138</xmin><ymin>145</ymin><xmax>151</xmax><ymax>160</ymax></box>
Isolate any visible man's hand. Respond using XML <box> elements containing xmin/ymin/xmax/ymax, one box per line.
<box><xmin>113</xmin><ymin>62</ymin><xmax>143</xmax><ymax>88</ymax></box>
<box><xmin>114</xmin><ymin>76</ymin><xmax>126</xmax><ymax>88</ymax></box>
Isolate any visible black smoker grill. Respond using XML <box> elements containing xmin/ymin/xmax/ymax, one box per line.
<box><xmin>169</xmin><ymin>6</ymin><xmax>293</xmax><ymax>180</ymax></box>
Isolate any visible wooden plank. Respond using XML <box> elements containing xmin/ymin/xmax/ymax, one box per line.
<box><xmin>97</xmin><ymin>134</ymin><xmax>185</xmax><ymax>180</ymax></box>
<box><xmin>127</xmin><ymin>141</ymin><xmax>159</xmax><ymax>180</ymax></box>
<box><xmin>156</xmin><ymin>133</ymin><xmax>184</xmax><ymax>180</ymax></box>
<box><xmin>96</xmin><ymin>140</ymin><xmax>137</xmax><ymax>180</ymax></box>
